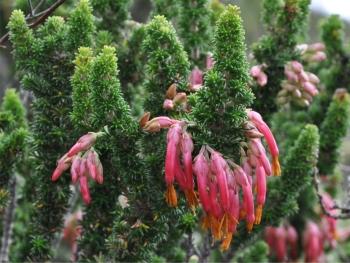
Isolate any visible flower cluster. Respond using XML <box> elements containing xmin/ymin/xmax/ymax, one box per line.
<box><xmin>51</xmin><ymin>132</ymin><xmax>104</xmax><ymax>204</ymax></box>
<box><xmin>250</xmin><ymin>64</ymin><xmax>268</xmax><ymax>87</ymax></box>
<box><xmin>265</xmin><ymin>225</ymin><xmax>298</xmax><ymax>262</ymax></box>
<box><xmin>278</xmin><ymin>61</ymin><xmax>320</xmax><ymax>107</ymax></box>
<box><xmin>163</xmin><ymin>84</ymin><xmax>188</xmax><ymax>111</ymax></box>
<box><xmin>297</xmin><ymin>42</ymin><xmax>327</xmax><ymax>63</ymax></box>
<box><xmin>141</xmin><ymin>109</ymin><xmax>280</xmax><ymax>250</ymax></box>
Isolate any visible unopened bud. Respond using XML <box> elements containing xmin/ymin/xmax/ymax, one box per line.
<box><xmin>173</xmin><ymin>92</ymin><xmax>187</xmax><ymax>104</ymax></box>
<box><xmin>139</xmin><ymin>112</ymin><xmax>150</xmax><ymax>128</ymax></box>
<box><xmin>163</xmin><ymin>99</ymin><xmax>174</xmax><ymax>110</ymax></box>
<box><xmin>166</xmin><ymin>83</ymin><xmax>177</xmax><ymax>99</ymax></box>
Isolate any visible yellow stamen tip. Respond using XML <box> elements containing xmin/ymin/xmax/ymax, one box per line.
<box><xmin>220</xmin><ymin>232</ymin><xmax>233</xmax><ymax>251</ymax></box>
<box><xmin>254</xmin><ymin>204</ymin><xmax>263</xmax><ymax>225</ymax></box>
<box><xmin>165</xmin><ymin>184</ymin><xmax>178</xmax><ymax>207</ymax></box>
<box><xmin>184</xmin><ymin>189</ymin><xmax>199</xmax><ymax>212</ymax></box>
<box><xmin>247</xmin><ymin>222</ymin><xmax>254</xmax><ymax>233</ymax></box>
<box><xmin>272</xmin><ymin>156</ymin><xmax>281</xmax><ymax>176</ymax></box>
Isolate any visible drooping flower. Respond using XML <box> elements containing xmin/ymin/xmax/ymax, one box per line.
<box><xmin>165</xmin><ymin>122</ymin><xmax>184</xmax><ymax>207</ymax></box>
<box><xmin>52</xmin><ymin>133</ymin><xmax>104</xmax><ymax>205</ymax></box>
<box><xmin>286</xmin><ymin>225</ymin><xmax>298</xmax><ymax>260</ymax></box>
<box><xmin>67</xmin><ymin>132</ymin><xmax>104</xmax><ymax>157</ymax></box>
<box><xmin>181</xmin><ymin>132</ymin><xmax>198</xmax><ymax>210</ymax></box>
<box><xmin>189</xmin><ymin>66</ymin><xmax>203</xmax><ymax>91</ymax></box>
<box><xmin>193</xmin><ymin>148</ymin><xmax>211</xmax><ymax>213</ymax></box>
<box><xmin>304</xmin><ymin>221</ymin><xmax>323</xmax><ymax>263</ymax></box>
<box><xmin>247</xmin><ymin>110</ymin><xmax>280</xmax><ymax>176</ymax></box>
<box><xmin>52</xmin><ymin>154</ymin><xmax>73</xmax><ymax>181</ymax></box>
<box><xmin>143</xmin><ymin>116</ymin><xmax>178</xmax><ymax>132</ymax></box>
<box><xmin>254</xmin><ymin>162</ymin><xmax>266</xmax><ymax>225</ymax></box>
<box><xmin>274</xmin><ymin>226</ymin><xmax>287</xmax><ymax>262</ymax></box>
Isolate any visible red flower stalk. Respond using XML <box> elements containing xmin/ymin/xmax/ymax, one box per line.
<box><xmin>67</xmin><ymin>132</ymin><xmax>103</xmax><ymax>157</ymax></box>
<box><xmin>247</xmin><ymin>110</ymin><xmax>281</xmax><ymax>176</ymax></box>
<box><xmin>51</xmin><ymin>154</ymin><xmax>73</xmax><ymax>181</ymax></box>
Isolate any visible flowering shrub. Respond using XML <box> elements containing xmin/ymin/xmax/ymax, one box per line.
<box><xmin>1</xmin><ymin>0</ymin><xmax>350</xmax><ymax>262</ymax></box>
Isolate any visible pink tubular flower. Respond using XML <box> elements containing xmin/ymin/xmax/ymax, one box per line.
<box><xmin>275</xmin><ymin>226</ymin><xmax>287</xmax><ymax>262</ymax></box>
<box><xmin>247</xmin><ymin>110</ymin><xmax>280</xmax><ymax>176</ymax></box>
<box><xmin>193</xmin><ymin>149</ymin><xmax>211</xmax><ymax>212</ymax></box>
<box><xmin>52</xmin><ymin>154</ymin><xmax>73</xmax><ymax>181</ymax></box>
<box><xmin>67</xmin><ymin>132</ymin><xmax>103</xmax><ymax>157</ymax></box>
<box><xmin>86</xmin><ymin>150</ymin><xmax>103</xmax><ymax>184</ymax></box>
<box><xmin>286</xmin><ymin>225</ymin><xmax>298</xmax><ymax>260</ymax></box>
<box><xmin>71</xmin><ymin>155</ymin><xmax>81</xmax><ymax>183</ymax></box>
<box><xmin>304</xmin><ymin>221</ymin><xmax>323</xmax><ymax>263</ymax></box>
<box><xmin>181</xmin><ymin>132</ymin><xmax>198</xmax><ymax>209</ymax></box>
<box><xmin>255</xmin><ymin>163</ymin><xmax>266</xmax><ymax>225</ymax></box>
<box><xmin>79</xmin><ymin>175</ymin><xmax>91</xmax><ymax>205</ymax></box>
<box><xmin>189</xmin><ymin>66</ymin><xmax>203</xmax><ymax>91</ymax></box>
<box><xmin>143</xmin><ymin>116</ymin><xmax>178</xmax><ymax>132</ymax></box>
<box><xmin>164</xmin><ymin>123</ymin><xmax>183</xmax><ymax>207</ymax></box>
<box><xmin>211</xmin><ymin>151</ymin><xmax>230</xmax><ymax>212</ymax></box>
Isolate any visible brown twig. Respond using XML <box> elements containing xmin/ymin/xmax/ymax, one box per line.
<box><xmin>0</xmin><ymin>0</ymin><xmax>66</xmax><ymax>48</ymax></box>
<box><xmin>313</xmin><ymin>167</ymin><xmax>350</xmax><ymax>220</ymax></box>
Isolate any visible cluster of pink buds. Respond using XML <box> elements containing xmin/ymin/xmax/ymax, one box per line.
<box><xmin>61</xmin><ymin>210</ymin><xmax>83</xmax><ymax>261</ymax></box>
<box><xmin>51</xmin><ymin>132</ymin><xmax>104</xmax><ymax>204</ymax></box>
<box><xmin>141</xmin><ymin>114</ymin><xmax>198</xmax><ymax>210</ymax></box>
<box><xmin>297</xmin><ymin>42</ymin><xmax>327</xmax><ymax>63</ymax></box>
<box><xmin>265</xmin><ymin>225</ymin><xmax>298</xmax><ymax>262</ymax></box>
<box><xmin>163</xmin><ymin>83</ymin><xmax>188</xmax><ymax>111</ymax></box>
<box><xmin>278</xmin><ymin>61</ymin><xmax>320</xmax><ymax>107</ymax></box>
<box><xmin>250</xmin><ymin>64</ymin><xmax>268</xmax><ymax>87</ymax></box>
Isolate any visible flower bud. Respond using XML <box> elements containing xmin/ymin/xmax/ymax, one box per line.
<box><xmin>52</xmin><ymin>154</ymin><xmax>72</xmax><ymax>181</ymax></box>
<box><xmin>163</xmin><ymin>99</ymin><xmax>174</xmax><ymax>110</ymax></box>
<box><xmin>166</xmin><ymin>83</ymin><xmax>177</xmax><ymax>99</ymax></box>
<box><xmin>67</xmin><ymin>132</ymin><xmax>103</xmax><ymax>157</ymax></box>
